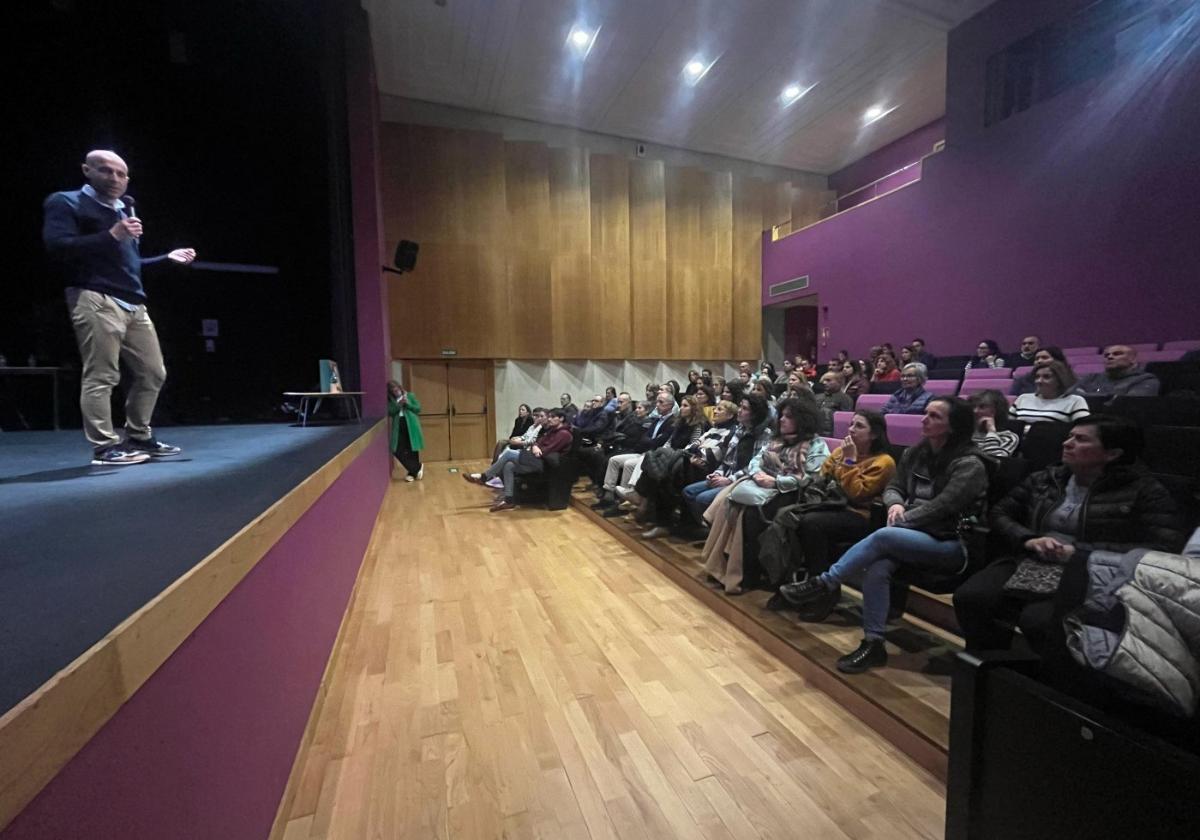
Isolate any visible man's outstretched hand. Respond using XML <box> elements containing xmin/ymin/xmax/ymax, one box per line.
<box><xmin>167</xmin><ymin>248</ymin><xmax>197</xmax><ymax>264</ymax></box>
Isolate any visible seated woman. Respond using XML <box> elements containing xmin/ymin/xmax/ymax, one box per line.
<box><xmin>749</xmin><ymin>377</ymin><xmax>777</xmax><ymax>409</ymax></box>
<box><xmin>1011</xmin><ymin>346</ymin><xmax>1070</xmax><ymax>395</ymax></box>
<box><xmin>969</xmin><ymin>389</ymin><xmax>1020</xmax><ymax>458</ymax></box>
<box><xmin>814</xmin><ymin>371</ymin><xmax>852</xmax><ymax>435</ymax></box>
<box><xmin>762</xmin><ymin>411</ymin><xmax>896</xmax><ymax>592</ymax></box>
<box><xmin>842</xmin><ymin>360</ymin><xmax>868</xmax><ymax>404</ymax></box>
<box><xmin>898</xmin><ymin>346</ymin><xmax>915</xmax><ymax>367</ymax></box>
<box><xmin>759</xmin><ymin>361</ymin><xmax>777</xmax><ymax>384</ymax></box>
<box><xmin>492</xmin><ymin>403</ymin><xmax>535</xmax><ymax>461</ymax></box>
<box><xmin>637</xmin><ymin>396</ymin><xmax>711</xmax><ymax>538</ymax></box>
<box><xmin>684</xmin><ymin>369</ymin><xmax>703</xmax><ymax>396</ymax></box>
<box><xmin>953</xmin><ymin>414</ymin><xmax>1183</xmax><ymax>655</ymax></box>
<box><xmin>881</xmin><ymin>363</ymin><xmax>932</xmax><ymax>415</ymax></box>
<box><xmin>965</xmin><ymin>339</ymin><xmax>1007</xmax><ymax>371</ymax></box>
<box><xmin>694</xmin><ymin>384</ymin><xmax>717</xmax><ymax>422</ymax></box>
<box><xmin>646</xmin><ymin>395</ymin><xmax>772</xmax><ymax>540</ymax></box>
<box><xmin>872</xmin><ymin>353</ymin><xmax>901</xmax><ymax>384</ymax></box>
<box><xmin>780</xmin><ymin>397</ymin><xmax>990</xmax><ymax>673</ymax></box>
<box><xmin>1013</xmin><ymin>360</ymin><xmax>1090</xmax><ymax>427</ymax></box>
<box><xmin>702</xmin><ymin>398</ymin><xmax>829</xmax><ymax>594</ymax></box>
<box><xmin>782</xmin><ymin>370</ymin><xmax>812</xmax><ymax>398</ymax></box>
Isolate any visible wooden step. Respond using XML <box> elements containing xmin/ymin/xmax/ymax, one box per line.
<box><xmin>570</xmin><ymin>488</ymin><xmax>956</xmax><ymax>781</ymax></box>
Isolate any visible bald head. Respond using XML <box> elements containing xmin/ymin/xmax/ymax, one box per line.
<box><xmin>82</xmin><ymin>150</ymin><xmax>130</xmax><ymax>201</ymax></box>
<box><xmin>1103</xmin><ymin>345</ymin><xmax>1138</xmax><ymax>374</ymax></box>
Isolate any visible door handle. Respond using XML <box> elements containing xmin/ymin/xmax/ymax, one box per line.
<box><xmin>450</xmin><ymin>403</ymin><xmax>456</xmax><ymax>417</ymax></box>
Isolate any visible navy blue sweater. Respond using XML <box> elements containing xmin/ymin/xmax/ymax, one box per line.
<box><xmin>42</xmin><ymin>188</ymin><xmax>167</xmax><ymax>304</ymax></box>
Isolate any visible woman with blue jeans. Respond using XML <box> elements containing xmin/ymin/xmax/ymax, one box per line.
<box><xmin>677</xmin><ymin>394</ymin><xmax>772</xmax><ymax>531</ymax></box>
<box><xmin>781</xmin><ymin>397</ymin><xmax>989</xmax><ymax>673</ymax></box>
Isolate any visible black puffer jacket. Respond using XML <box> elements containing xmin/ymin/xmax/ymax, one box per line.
<box><xmin>883</xmin><ymin>442</ymin><xmax>990</xmax><ymax>540</ymax></box>
<box><xmin>991</xmin><ymin>464</ymin><xmax>1184</xmax><ymax>554</ymax></box>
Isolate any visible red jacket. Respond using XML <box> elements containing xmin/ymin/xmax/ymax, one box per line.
<box><xmin>535</xmin><ymin>425</ymin><xmax>574</xmax><ymax>456</ymax></box>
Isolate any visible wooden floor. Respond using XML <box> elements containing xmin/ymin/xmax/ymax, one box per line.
<box><xmin>274</xmin><ymin>462</ymin><xmax>946</xmax><ymax>840</ymax></box>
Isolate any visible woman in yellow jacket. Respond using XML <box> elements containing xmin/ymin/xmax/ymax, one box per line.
<box><xmin>388</xmin><ymin>380</ymin><xmax>425</xmax><ymax>481</ymax></box>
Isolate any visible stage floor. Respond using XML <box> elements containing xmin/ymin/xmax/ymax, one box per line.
<box><xmin>0</xmin><ymin>422</ymin><xmax>376</xmax><ymax>716</ymax></box>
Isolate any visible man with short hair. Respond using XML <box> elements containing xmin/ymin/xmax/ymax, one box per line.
<box><xmin>881</xmin><ymin>363</ymin><xmax>933</xmax><ymax>415</ymax></box>
<box><xmin>1008</xmin><ymin>335</ymin><xmax>1041</xmax><ymax>367</ymax></box>
<box><xmin>1075</xmin><ymin>345</ymin><xmax>1161</xmax><ymax>399</ymax></box>
<box><xmin>43</xmin><ymin>149</ymin><xmax>197</xmax><ymax>465</ymax></box>
<box><xmin>581</xmin><ymin>392</ymin><xmax>639</xmax><ymax>487</ymax></box>
<box><xmin>815</xmin><ymin>371</ymin><xmax>853</xmax><ymax>434</ymax></box>
<box><xmin>481</xmin><ymin>409</ymin><xmax>574</xmax><ymax>512</ymax></box>
<box><xmin>911</xmin><ymin>338</ymin><xmax>937</xmax><ymax>369</ymax></box>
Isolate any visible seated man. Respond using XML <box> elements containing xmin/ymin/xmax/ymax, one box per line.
<box><xmin>580</xmin><ymin>392</ymin><xmax>641</xmax><ymax>486</ymax></box>
<box><xmin>911</xmin><ymin>338</ymin><xmax>937</xmax><ymax>370</ymax></box>
<box><xmin>1075</xmin><ymin>345</ymin><xmax>1161</xmax><ymax>399</ymax></box>
<box><xmin>571</xmin><ymin>395</ymin><xmax>612</xmax><ymax>446</ymax></box>
<box><xmin>1007</xmin><ymin>334</ymin><xmax>1041</xmax><ymax>368</ymax></box>
<box><xmin>466</xmin><ymin>409</ymin><xmax>574</xmax><ymax>511</ymax></box>
<box><xmin>815</xmin><ymin>371</ymin><xmax>852</xmax><ymax>434</ymax></box>
<box><xmin>880</xmin><ymin>363</ymin><xmax>933</xmax><ymax>415</ymax></box>
<box><xmin>594</xmin><ymin>394</ymin><xmax>678</xmax><ymax>512</ymax></box>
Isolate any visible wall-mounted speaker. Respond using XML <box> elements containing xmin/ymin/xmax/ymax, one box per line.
<box><xmin>384</xmin><ymin>240</ymin><xmax>419</xmax><ymax>275</ymax></box>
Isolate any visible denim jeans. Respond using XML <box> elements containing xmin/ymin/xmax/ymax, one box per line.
<box><xmin>485</xmin><ymin>447</ymin><xmax>522</xmax><ymax>480</ymax></box>
<box><xmin>821</xmin><ymin>526</ymin><xmax>964</xmax><ymax>640</ymax></box>
<box><xmin>682</xmin><ymin>479</ymin><xmax>722</xmax><ymax>525</ymax></box>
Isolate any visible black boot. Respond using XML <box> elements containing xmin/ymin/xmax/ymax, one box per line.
<box><xmin>591</xmin><ymin>492</ymin><xmax>615</xmax><ymax>510</ymax></box>
<box><xmin>836</xmin><ymin>639</ymin><xmax>888</xmax><ymax>674</ymax></box>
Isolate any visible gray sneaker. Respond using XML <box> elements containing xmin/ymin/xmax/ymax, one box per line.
<box><xmin>92</xmin><ymin>446</ymin><xmax>151</xmax><ymax>466</ymax></box>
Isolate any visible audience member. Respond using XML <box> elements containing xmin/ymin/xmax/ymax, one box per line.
<box><xmin>969</xmin><ymin>390</ymin><xmax>1020</xmax><ymax>458</ymax></box>
<box><xmin>780</xmin><ymin>397</ymin><xmax>990</xmax><ymax>673</ymax></box>
<box><xmin>815</xmin><ymin>371</ymin><xmax>852</xmax><ymax>434</ymax></box>
<box><xmin>761</xmin><ymin>411</ymin><xmax>896</xmax><ymax>590</ymax></box>
<box><xmin>571</xmin><ymin>395</ymin><xmax>612</xmax><ymax>444</ymax></box>
<box><xmin>881</xmin><ymin>363</ymin><xmax>932</xmax><ymax>415</ymax></box>
<box><xmin>602</xmin><ymin>386</ymin><xmax>618</xmax><ymax>412</ymax></box>
<box><xmin>954</xmin><ymin>415</ymin><xmax>1183</xmax><ymax>654</ymax></box>
<box><xmin>720</xmin><ymin>380</ymin><xmax>747</xmax><ymax>408</ymax></box>
<box><xmin>760</xmin><ymin>362</ymin><xmax>777</xmax><ymax>383</ymax></box>
<box><xmin>694</xmin><ymin>384</ymin><xmax>717</xmax><ymax>421</ymax></box>
<box><xmin>638</xmin><ymin>396</ymin><xmax>712</xmax><ymax>539</ymax></box>
<box><xmin>775</xmin><ymin>358</ymin><xmax>796</xmax><ymax>391</ymax></box>
<box><xmin>899</xmin><ymin>346</ymin><xmax>915</xmax><ymax>366</ymax></box>
<box><xmin>1008</xmin><ymin>335</ymin><xmax>1041</xmax><ymax>367</ymax></box>
<box><xmin>1074</xmin><ymin>345</ymin><xmax>1161</xmax><ymax>399</ymax></box>
<box><xmin>1014</xmin><ymin>360</ymin><xmax>1090</xmax><ymax>426</ymax></box>
<box><xmin>560</xmin><ymin>393</ymin><xmax>579</xmax><ymax>425</ymax></box>
<box><xmin>966</xmin><ymin>339</ymin><xmax>1006</xmax><ymax>371</ymax></box>
<box><xmin>1011</xmin><ymin>346</ymin><xmax>1069</xmax><ymax>395</ymax></box>
<box><xmin>912</xmin><ymin>338</ymin><xmax>937</xmax><ymax>369</ymax></box>
<box><xmin>492</xmin><ymin>403</ymin><xmax>537</xmax><ymax>461</ymax></box>
<box><xmin>872</xmin><ymin>353</ymin><xmax>901</xmax><ymax>383</ymax></box>
<box><xmin>579</xmin><ymin>392</ymin><xmax>639</xmax><ymax>486</ymax></box>
<box><xmin>466</xmin><ymin>408</ymin><xmax>573</xmax><ymax>511</ymax></box>
<box><xmin>842</xmin><ymin>360</ymin><xmax>868</xmax><ymax>403</ymax></box>
<box><xmin>684</xmin><ymin>370</ymin><xmax>702</xmax><ymax>396</ymax></box>
<box><xmin>702</xmin><ymin>397</ymin><xmax>829</xmax><ymax>594</ymax></box>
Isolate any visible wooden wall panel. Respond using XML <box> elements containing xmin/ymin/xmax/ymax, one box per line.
<box><xmin>382</xmin><ymin>122</ymin><xmax>815</xmax><ymax>361</ymax></box>
<box><xmin>504</xmin><ymin>142</ymin><xmax>554</xmax><ymax>358</ymax></box>
<box><xmin>629</xmin><ymin>159</ymin><xmax>667</xmax><ymax>360</ymax></box>
<box><xmin>589</xmin><ymin>155</ymin><xmax>631</xmax><ymax>358</ymax></box>
<box><xmin>732</xmin><ymin>176</ymin><xmax>766</xmax><ymax>361</ymax></box>
<box><xmin>549</xmin><ymin>148</ymin><xmax>593</xmax><ymax>358</ymax></box>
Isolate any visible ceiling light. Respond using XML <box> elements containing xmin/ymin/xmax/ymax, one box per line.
<box><xmin>685</xmin><ymin>60</ymin><xmax>705</xmax><ymax>76</ymax></box>
<box><xmin>566</xmin><ymin>25</ymin><xmax>598</xmax><ymax>57</ymax></box>
<box><xmin>780</xmin><ymin>82</ymin><xmax>816</xmax><ymax>105</ymax></box>
<box><xmin>863</xmin><ymin>104</ymin><xmax>897</xmax><ymax>125</ymax></box>
<box><xmin>682</xmin><ymin>57</ymin><xmax>715</xmax><ymax>85</ymax></box>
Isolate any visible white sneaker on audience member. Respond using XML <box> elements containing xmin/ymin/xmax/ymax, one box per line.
<box><xmin>640</xmin><ymin>526</ymin><xmax>669</xmax><ymax>540</ymax></box>
<box><xmin>485</xmin><ymin>477</ymin><xmax>503</xmax><ymax>489</ymax></box>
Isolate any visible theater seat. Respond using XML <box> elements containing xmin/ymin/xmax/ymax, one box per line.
<box><xmin>1163</xmin><ymin>339</ymin><xmax>1200</xmax><ymax>352</ymax></box>
<box><xmin>925</xmin><ymin>379</ymin><xmax>959</xmax><ymax>396</ymax></box>
<box><xmin>1018</xmin><ymin>422</ymin><xmax>1070</xmax><ymax>471</ymax></box>
<box><xmin>884</xmin><ymin>414</ymin><xmax>923</xmax><ymax>446</ymax></box>
<box><xmin>964</xmin><ymin>368</ymin><xmax>1013</xmax><ymax>379</ymax></box>
<box><xmin>959</xmin><ymin>379</ymin><xmax>1012</xmax><ymax>397</ymax></box>
<box><xmin>1107</xmin><ymin>395</ymin><xmax>1200</xmax><ymax>427</ymax></box>
<box><xmin>1063</xmin><ymin>345</ymin><xmax>1099</xmax><ymax>356</ymax></box>
<box><xmin>1139</xmin><ymin>350</ymin><xmax>1186</xmax><ymax>363</ymax></box>
<box><xmin>854</xmin><ymin>394</ymin><xmax>891</xmax><ymax>413</ymax></box>
<box><xmin>832</xmin><ymin>411</ymin><xmax>854</xmax><ymax>438</ymax></box>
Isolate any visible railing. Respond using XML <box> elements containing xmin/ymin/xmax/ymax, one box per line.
<box><xmin>771</xmin><ymin>143</ymin><xmax>944</xmax><ymax>241</ymax></box>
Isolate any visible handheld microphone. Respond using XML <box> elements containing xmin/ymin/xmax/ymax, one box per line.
<box><xmin>124</xmin><ymin>195</ymin><xmax>140</xmax><ymax>242</ymax></box>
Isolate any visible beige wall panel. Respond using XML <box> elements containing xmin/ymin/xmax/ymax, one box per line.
<box><xmin>549</xmin><ymin>147</ymin><xmax>591</xmax><ymax>254</ymax></box>
<box><xmin>629</xmin><ymin>159</ymin><xmax>667</xmax><ymax>360</ymax></box>
<box><xmin>589</xmin><ymin>154</ymin><xmax>631</xmax><ymax>357</ymax></box>
<box><xmin>503</xmin><ymin>141</ymin><xmax>552</xmax><ymax>251</ymax></box>
<box><xmin>549</xmin><ymin>147</ymin><xmax>593</xmax><ymax>357</ymax></box>
<box><xmin>732</xmin><ymin>176</ymin><xmax>766</xmax><ymax>361</ymax></box>
<box><xmin>506</xmin><ymin>250</ymin><xmax>554</xmax><ymax>358</ymax></box>
<box><xmin>665</xmin><ymin>167</ymin><xmax>733</xmax><ymax>360</ymax></box>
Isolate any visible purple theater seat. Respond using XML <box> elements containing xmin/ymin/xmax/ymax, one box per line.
<box><xmin>832</xmin><ymin>411</ymin><xmax>854</xmax><ymax>438</ymax></box>
<box><xmin>854</xmin><ymin>394</ymin><xmax>891</xmax><ymax>413</ymax></box>
<box><xmin>1065</xmin><ymin>354</ymin><xmax>1105</xmax><ymax>367</ymax></box>
<box><xmin>1073</xmin><ymin>363</ymin><xmax>1107</xmax><ymax>375</ymax></box>
<box><xmin>885</xmin><ymin>414</ymin><xmax>924</xmax><ymax>446</ymax></box>
<box><xmin>1125</xmin><ymin>343</ymin><xmax>1160</xmax><ymax>353</ymax></box>
<box><xmin>1164</xmin><ymin>339</ymin><xmax>1200</xmax><ymax>352</ymax></box>
<box><xmin>925</xmin><ymin>379</ymin><xmax>959</xmax><ymax>396</ymax></box>
<box><xmin>1063</xmin><ymin>346</ymin><xmax>1099</xmax><ymax>356</ymax></box>
<box><xmin>964</xmin><ymin>367</ymin><xmax>1013</xmax><ymax>379</ymax></box>
<box><xmin>1005</xmin><ymin>394</ymin><xmax>1018</xmax><ymax>405</ymax></box>
<box><xmin>822</xmin><ymin>437</ymin><xmax>843</xmax><ymax>454</ymax></box>
<box><xmin>1139</xmin><ymin>350</ymin><xmax>1186</xmax><ymax>362</ymax></box>
<box><xmin>1013</xmin><ymin>366</ymin><xmax>1035</xmax><ymax>379</ymax></box>
<box><xmin>959</xmin><ymin>378</ymin><xmax>1012</xmax><ymax>397</ymax></box>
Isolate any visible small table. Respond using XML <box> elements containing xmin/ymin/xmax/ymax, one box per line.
<box><xmin>0</xmin><ymin>366</ymin><xmax>67</xmax><ymax>429</ymax></box>
<box><xmin>283</xmin><ymin>391</ymin><xmax>364</xmax><ymax>426</ymax></box>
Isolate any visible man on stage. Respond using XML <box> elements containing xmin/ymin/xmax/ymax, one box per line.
<box><xmin>43</xmin><ymin>150</ymin><xmax>196</xmax><ymax>465</ymax></box>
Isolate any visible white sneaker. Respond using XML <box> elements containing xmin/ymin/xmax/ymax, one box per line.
<box><xmin>404</xmin><ymin>475</ymin><xmax>415</xmax><ymax>482</ymax></box>
<box><xmin>416</xmin><ymin>467</ymin><xmax>424</xmax><ymax>481</ymax></box>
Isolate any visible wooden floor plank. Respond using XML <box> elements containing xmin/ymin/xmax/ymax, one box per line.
<box><xmin>274</xmin><ymin>462</ymin><xmax>946</xmax><ymax>839</ymax></box>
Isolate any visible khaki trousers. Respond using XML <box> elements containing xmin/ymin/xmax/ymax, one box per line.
<box><xmin>67</xmin><ymin>288</ymin><xmax>167</xmax><ymax>449</ymax></box>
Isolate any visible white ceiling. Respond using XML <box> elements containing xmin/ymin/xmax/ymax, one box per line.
<box><xmin>365</xmin><ymin>0</ymin><xmax>995</xmax><ymax>175</ymax></box>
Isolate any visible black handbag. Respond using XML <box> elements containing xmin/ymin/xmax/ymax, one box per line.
<box><xmin>1003</xmin><ymin>556</ymin><xmax>1065</xmax><ymax>598</ymax></box>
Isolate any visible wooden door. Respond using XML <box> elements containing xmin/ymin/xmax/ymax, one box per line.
<box><xmin>447</xmin><ymin>362</ymin><xmax>491</xmax><ymax>460</ymax></box>
<box><xmin>407</xmin><ymin>361</ymin><xmax>450</xmax><ymax>462</ymax></box>
<box><xmin>400</xmin><ymin>360</ymin><xmax>492</xmax><ymax>462</ymax></box>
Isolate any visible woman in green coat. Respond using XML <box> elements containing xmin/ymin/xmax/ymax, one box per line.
<box><xmin>388</xmin><ymin>380</ymin><xmax>424</xmax><ymax>481</ymax></box>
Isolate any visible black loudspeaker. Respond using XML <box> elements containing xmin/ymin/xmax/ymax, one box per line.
<box><xmin>396</xmin><ymin>240</ymin><xmax>419</xmax><ymax>272</ymax></box>
<box><xmin>383</xmin><ymin>240</ymin><xmax>419</xmax><ymax>275</ymax></box>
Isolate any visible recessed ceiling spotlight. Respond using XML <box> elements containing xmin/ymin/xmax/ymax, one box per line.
<box><xmin>566</xmin><ymin>25</ymin><xmax>598</xmax><ymax>57</ymax></box>
<box><xmin>683</xmin><ymin>57</ymin><xmax>715</xmax><ymax>84</ymax></box>
<box><xmin>863</xmin><ymin>104</ymin><xmax>896</xmax><ymax>124</ymax></box>
<box><xmin>780</xmin><ymin>82</ymin><xmax>816</xmax><ymax>105</ymax></box>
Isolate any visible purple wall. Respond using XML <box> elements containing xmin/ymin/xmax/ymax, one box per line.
<box><xmin>763</xmin><ymin>0</ymin><xmax>1200</xmax><ymax>358</ymax></box>
<box><xmin>828</xmin><ymin>118</ymin><xmax>945</xmax><ymax>199</ymax></box>
<box><xmin>1</xmin><ymin>432</ymin><xmax>390</xmax><ymax>840</ymax></box>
